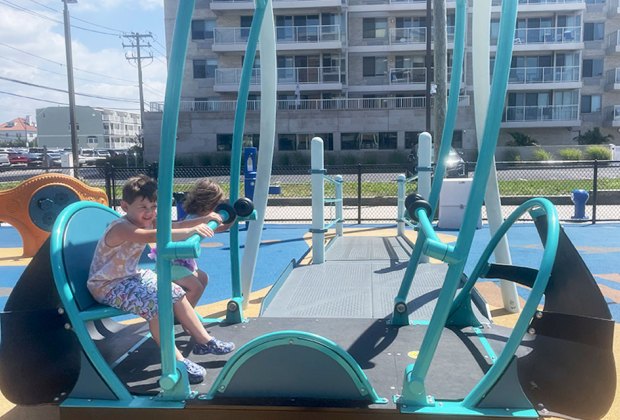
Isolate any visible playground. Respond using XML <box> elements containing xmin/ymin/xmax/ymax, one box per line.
<box><xmin>0</xmin><ymin>0</ymin><xmax>617</xmax><ymax>419</ymax></box>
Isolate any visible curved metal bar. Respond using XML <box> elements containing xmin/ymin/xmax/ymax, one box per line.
<box><xmin>400</xmin><ymin>0</ymin><xmax>518</xmax><ymax>407</ymax></box>
<box><xmin>206</xmin><ymin>330</ymin><xmax>385</xmax><ymax>404</ymax></box>
<box><xmin>154</xmin><ymin>0</ymin><xmax>195</xmax><ymax>398</ymax></box>
<box><xmin>228</xmin><ymin>0</ymin><xmax>269</xmax><ymax>304</ymax></box>
<box><xmin>50</xmin><ymin>202</ymin><xmax>132</xmax><ymax>401</ymax></box>
<box><xmin>462</xmin><ymin>198</ymin><xmax>559</xmax><ymax>407</ymax></box>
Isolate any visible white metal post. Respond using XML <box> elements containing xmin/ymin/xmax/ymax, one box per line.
<box><xmin>397</xmin><ymin>174</ymin><xmax>406</xmax><ymax>236</ymax></box>
<box><xmin>311</xmin><ymin>137</ymin><xmax>325</xmax><ymax>264</ymax></box>
<box><xmin>335</xmin><ymin>174</ymin><xmax>343</xmax><ymax>237</ymax></box>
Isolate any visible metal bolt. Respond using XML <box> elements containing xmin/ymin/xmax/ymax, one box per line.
<box><xmin>535</xmin><ymin>311</ymin><xmax>543</xmax><ymax>319</ymax></box>
<box><xmin>64</xmin><ymin>323</ymin><xmax>71</xmax><ymax>330</ymax></box>
<box><xmin>528</xmin><ymin>327</ymin><xmax>536</xmax><ymax>335</ymax></box>
<box><xmin>57</xmin><ymin>308</ymin><xmax>65</xmax><ymax>315</ymax></box>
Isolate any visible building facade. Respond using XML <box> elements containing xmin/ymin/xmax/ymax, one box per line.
<box><xmin>144</xmin><ymin>0</ymin><xmax>619</xmax><ymax>163</ymax></box>
<box><xmin>36</xmin><ymin>106</ymin><xmax>141</xmax><ymax>151</ymax></box>
<box><xmin>0</xmin><ymin>117</ymin><xmax>37</xmax><ymax>144</ymax></box>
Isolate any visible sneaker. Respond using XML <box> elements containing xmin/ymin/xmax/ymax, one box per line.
<box><xmin>182</xmin><ymin>358</ymin><xmax>206</xmax><ymax>384</ymax></box>
<box><xmin>193</xmin><ymin>338</ymin><xmax>235</xmax><ymax>355</ymax></box>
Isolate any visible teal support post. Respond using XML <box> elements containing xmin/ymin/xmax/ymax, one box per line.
<box><xmin>227</xmin><ymin>0</ymin><xmax>268</xmax><ymax>323</ymax></box>
<box><xmin>399</xmin><ymin>0</ymin><xmax>518</xmax><ymax>408</ymax></box>
<box><xmin>155</xmin><ymin>0</ymin><xmax>196</xmax><ymax>400</ymax></box>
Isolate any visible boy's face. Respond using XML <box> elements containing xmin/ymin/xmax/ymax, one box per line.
<box><xmin>121</xmin><ymin>196</ymin><xmax>157</xmax><ymax>228</ymax></box>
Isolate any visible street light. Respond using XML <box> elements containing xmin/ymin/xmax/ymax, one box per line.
<box><xmin>62</xmin><ymin>0</ymin><xmax>79</xmax><ymax>177</ymax></box>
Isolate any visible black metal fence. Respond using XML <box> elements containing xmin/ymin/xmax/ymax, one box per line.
<box><xmin>1</xmin><ymin>161</ymin><xmax>619</xmax><ymax>223</ymax></box>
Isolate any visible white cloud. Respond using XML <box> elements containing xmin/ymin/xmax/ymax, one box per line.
<box><xmin>0</xmin><ymin>2</ymin><xmax>166</xmax><ymax>125</ymax></box>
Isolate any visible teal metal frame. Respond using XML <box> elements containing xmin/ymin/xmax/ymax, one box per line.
<box><xmin>205</xmin><ymin>330</ymin><xmax>386</xmax><ymax>404</ymax></box>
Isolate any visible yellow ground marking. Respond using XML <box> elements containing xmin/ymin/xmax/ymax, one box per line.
<box><xmin>407</xmin><ymin>350</ymin><xmax>419</xmax><ymax>359</ymax></box>
<box><xmin>0</xmin><ymin>249</ymin><xmax>31</xmax><ymax>266</ymax></box>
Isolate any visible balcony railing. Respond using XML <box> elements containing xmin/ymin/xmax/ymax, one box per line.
<box><xmin>607</xmin><ymin>68</ymin><xmax>620</xmax><ymax>85</ymax></box>
<box><xmin>607</xmin><ymin>30</ymin><xmax>620</xmax><ymax>50</ymax></box>
<box><xmin>388</xmin><ymin>67</ymin><xmax>426</xmax><ymax>84</ymax></box>
<box><xmin>503</xmin><ymin>104</ymin><xmax>579</xmax><ymax>122</ymax></box>
<box><xmin>507</xmin><ymin>65</ymin><xmax>580</xmax><ymax>84</ymax></box>
<box><xmin>492</xmin><ymin>0</ymin><xmax>584</xmax><ymax>5</ymax></box>
<box><xmin>505</xmin><ymin>26</ymin><xmax>581</xmax><ymax>45</ymax></box>
<box><xmin>613</xmin><ymin>105</ymin><xmax>620</xmax><ymax>121</ymax></box>
<box><xmin>214</xmin><ymin>25</ymin><xmax>341</xmax><ymax>45</ymax></box>
<box><xmin>215</xmin><ymin>66</ymin><xmax>342</xmax><ymax>86</ymax></box>
<box><xmin>148</xmin><ymin>95</ymin><xmax>471</xmax><ymax>113</ymax></box>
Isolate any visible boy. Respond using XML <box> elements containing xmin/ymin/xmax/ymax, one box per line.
<box><xmin>88</xmin><ymin>174</ymin><xmax>234</xmax><ymax>384</ymax></box>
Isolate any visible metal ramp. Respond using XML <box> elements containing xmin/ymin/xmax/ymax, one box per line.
<box><xmin>261</xmin><ymin>236</ymin><xmax>487</xmax><ymax>321</ymax></box>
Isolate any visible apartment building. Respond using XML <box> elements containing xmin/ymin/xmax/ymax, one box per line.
<box><xmin>143</xmin><ymin>0</ymin><xmax>619</xmax><ymax>163</ymax></box>
<box><xmin>36</xmin><ymin>106</ymin><xmax>141</xmax><ymax>151</ymax></box>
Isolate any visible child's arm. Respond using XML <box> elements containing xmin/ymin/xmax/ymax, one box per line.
<box><xmin>106</xmin><ymin>220</ymin><xmax>213</xmax><ymax>247</ymax></box>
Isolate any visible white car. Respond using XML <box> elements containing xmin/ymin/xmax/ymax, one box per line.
<box><xmin>0</xmin><ymin>153</ymin><xmax>10</xmax><ymax>169</ymax></box>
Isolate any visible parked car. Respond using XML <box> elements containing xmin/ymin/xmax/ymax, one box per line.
<box><xmin>7</xmin><ymin>152</ymin><xmax>29</xmax><ymax>166</ymax></box>
<box><xmin>26</xmin><ymin>153</ymin><xmax>43</xmax><ymax>167</ymax></box>
<box><xmin>408</xmin><ymin>147</ymin><xmax>466</xmax><ymax>178</ymax></box>
<box><xmin>0</xmin><ymin>153</ymin><xmax>10</xmax><ymax>170</ymax></box>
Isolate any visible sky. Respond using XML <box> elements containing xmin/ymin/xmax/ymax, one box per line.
<box><xmin>0</xmin><ymin>0</ymin><xmax>168</xmax><ymax>126</ymax></box>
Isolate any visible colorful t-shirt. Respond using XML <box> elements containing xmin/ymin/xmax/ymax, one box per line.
<box><xmin>87</xmin><ymin>218</ymin><xmax>148</xmax><ymax>302</ymax></box>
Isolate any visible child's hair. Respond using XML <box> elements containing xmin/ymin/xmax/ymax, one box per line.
<box><xmin>183</xmin><ymin>179</ymin><xmax>224</xmax><ymax>216</ymax></box>
<box><xmin>122</xmin><ymin>174</ymin><xmax>158</xmax><ymax>204</ymax></box>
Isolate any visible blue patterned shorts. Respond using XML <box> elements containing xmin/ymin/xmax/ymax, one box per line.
<box><xmin>101</xmin><ymin>269</ymin><xmax>186</xmax><ymax>321</ymax></box>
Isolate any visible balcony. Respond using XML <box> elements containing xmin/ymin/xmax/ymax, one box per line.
<box><xmin>612</xmin><ymin>105</ymin><xmax>620</xmax><ymax>127</ymax></box>
<box><xmin>491</xmin><ymin>0</ymin><xmax>585</xmax><ymax>12</ymax></box>
<box><xmin>494</xmin><ymin>26</ymin><xmax>582</xmax><ymax>50</ymax></box>
<box><xmin>606</xmin><ymin>69</ymin><xmax>620</xmax><ymax>90</ymax></box>
<box><xmin>502</xmin><ymin>104</ymin><xmax>580</xmax><ymax>128</ymax></box>
<box><xmin>213</xmin><ymin>25</ymin><xmax>342</xmax><ymax>52</ymax></box>
<box><xmin>148</xmin><ymin>95</ymin><xmax>470</xmax><ymax>113</ymax></box>
<box><xmin>348</xmin><ymin>0</ymin><xmax>456</xmax><ymax>13</ymax></box>
<box><xmin>607</xmin><ymin>31</ymin><xmax>620</xmax><ymax>52</ymax></box>
<box><xmin>210</xmin><ymin>0</ymin><xmax>342</xmax><ymax>11</ymax></box>
<box><xmin>214</xmin><ymin>66</ymin><xmax>342</xmax><ymax>92</ymax></box>
<box><xmin>350</xmin><ymin>26</ymin><xmax>454</xmax><ymax>53</ymax></box>
<box><xmin>506</xmin><ymin>65</ymin><xmax>581</xmax><ymax>89</ymax></box>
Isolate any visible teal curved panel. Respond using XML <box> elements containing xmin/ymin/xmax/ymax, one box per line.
<box><xmin>207</xmin><ymin>331</ymin><xmax>386</xmax><ymax>404</ymax></box>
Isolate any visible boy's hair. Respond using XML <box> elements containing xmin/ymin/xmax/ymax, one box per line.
<box><xmin>183</xmin><ymin>179</ymin><xmax>224</xmax><ymax>216</ymax></box>
<box><xmin>122</xmin><ymin>174</ymin><xmax>158</xmax><ymax>204</ymax></box>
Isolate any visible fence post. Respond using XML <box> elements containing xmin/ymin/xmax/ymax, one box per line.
<box><xmin>397</xmin><ymin>173</ymin><xmax>406</xmax><ymax>236</ymax></box>
<box><xmin>149</xmin><ymin>162</ymin><xmax>159</xmax><ymax>180</ymax></box>
<box><xmin>311</xmin><ymin>137</ymin><xmax>325</xmax><ymax>264</ymax></box>
<box><xmin>335</xmin><ymin>174</ymin><xmax>344</xmax><ymax>237</ymax></box>
<box><xmin>104</xmin><ymin>162</ymin><xmax>113</xmax><ymax>208</ymax></box>
<box><xmin>592</xmin><ymin>159</ymin><xmax>598</xmax><ymax>224</ymax></box>
<box><xmin>357</xmin><ymin>163</ymin><xmax>362</xmax><ymax>224</ymax></box>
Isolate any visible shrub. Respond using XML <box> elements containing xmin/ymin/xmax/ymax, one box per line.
<box><xmin>558</xmin><ymin>148</ymin><xmax>582</xmax><ymax>161</ymax></box>
<box><xmin>174</xmin><ymin>155</ymin><xmax>194</xmax><ymax>167</ymax></box>
<box><xmin>574</xmin><ymin>128</ymin><xmax>614</xmax><ymax>145</ymax></box>
<box><xmin>387</xmin><ymin>151</ymin><xmax>409</xmax><ymax>164</ymax></box>
<box><xmin>508</xmin><ymin>132</ymin><xmax>538</xmax><ymax>146</ymax></box>
<box><xmin>504</xmin><ymin>149</ymin><xmax>521</xmax><ymax>161</ymax></box>
<box><xmin>342</xmin><ymin>154</ymin><xmax>357</xmax><ymax>165</ymax></box>
<box><xmin>584</xmin><ymin>146</ymin><xmax>612</xmax><ymax>160</ymax></box>
<box><xmin>531</xmin><ymin>148</ymin><xmax>553</xmax><ymax>161</ymax></box>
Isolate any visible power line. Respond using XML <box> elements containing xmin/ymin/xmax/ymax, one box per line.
<box><xmin>0</xmin><ymin>42</ymin><xmax>139</xmax><ymax>84</ymax></box>
<box><xmin>0</xmin><ymin>75</ymin><xmax>141</xmax><ymax>103</ymax></box>
<box><xmin>0</xmin><ymin>0</ymin><xmax>120</xmax><ymax>37</ymax></box>
<box><xmin>26</xmin><ymin>0</ymin><xmax>126</xmax><ymax>35</ymax></box>
<box><xmin>0</xmin><ymin>55</ymin><xmax>138</xmax><ymax>88</ymax></box>
<box><xmin>123</xmin><ymin>33</ymin><xmax>153</xmax><ymax>127</ymax></box>
<box><xmin>0</xmin><ymin>90</ymin><xmax>67</xmax><ymax>105</ymax></box>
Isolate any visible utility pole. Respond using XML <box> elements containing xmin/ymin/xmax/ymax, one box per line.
<box><xmin>434</xmin><ymin>0</ymin><xmax>447</xmax><ymax>158</ymax></box>
<box><xmin>63</xmin><ymin>0</ymin><xmax>79</xmax><ymax>177</ymax></box>
<box><xmin>123</xmin><ymin>32</ymin><xmax>152</xmax><ymax>160</ymax></box>
<box><xmin>425</xmin><ymin>0</ymin><xmax>432</xmax><ymax>134</ymax></box>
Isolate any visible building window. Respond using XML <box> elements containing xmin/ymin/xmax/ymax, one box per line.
<box><xmin>87</xmin><ymin>136</ymin><xmax>98</xmax><ymax>144</ymax></box>
<box><xmin>363</xmin><ymin>18</ymin><xmax>387</xmax><ymax>39</ymax></box>
<box><xmin>341</xmin><ymin>132</ymin><xmax>397</xmax><ymax>150</ymax></box>
<box><xmin>217</xmin><ymin>134</ymin><xmax>233</xmax><ymax>151</ymax></box>
<box><xmin>585</xmin><ymin>0</ymin><xmax>605</xmax><ymax>4</ymax></box>
<box><xmin>582</xmin><ymin>59</ymin><xmax>603</xmax><ymax>77</ymax></box>
<box><xmin>581</xmin><ymin>95</ymin><xmax>601</xmax><ymax>113</ymax></box>
<box><xmin>193</xmin><ymin>58</ymin><xmax>218</xmax><ymax>79</ymax></box>
<box><xmin>363</xmin><ymin>56</ymin><xmax>387</xmax><ymax>77</ymax></box>
<box><xmin>584</xmin><ymin>22</ymin><xmax>604</xmax><ymax>41</ymax></box>
<box><xmin>191</xmin><ymin>19</ymin><xmax>215</xmax><ymax>40</ymax></box>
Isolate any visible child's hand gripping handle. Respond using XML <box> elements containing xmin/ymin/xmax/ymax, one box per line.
<box><xmin>173</xmin><ymin>198</ymin><xmax>255</xmax><ymax>259</ymax></box>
